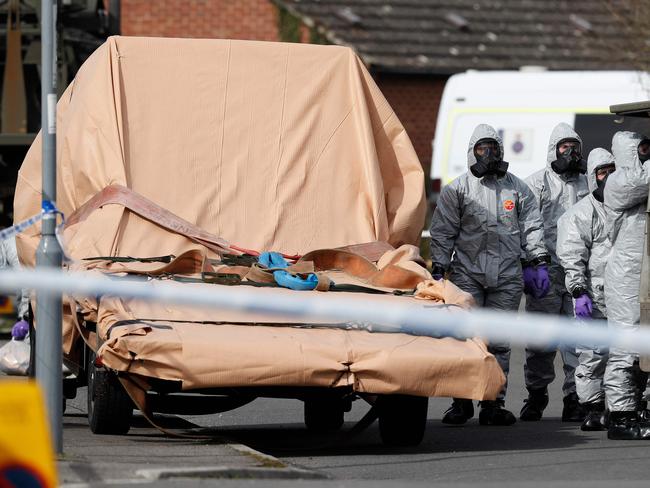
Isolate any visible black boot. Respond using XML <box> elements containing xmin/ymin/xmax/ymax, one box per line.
<box><xmin>442</xmin><ymin>398</ymin><xmax>474</xmax><ymax>425</ymax></box>
<box><xmin>479</xmin><ymin>400</ymin><xmax>516</xmax><ymax>426</ymax></box>
<box><xmin>608</xmin><ymin>411</ymin><xmax>641</xmax><ymax>440</ymax></box>
<box><xmin>581</xmin><ymin>401</ymin><xmax>606</xmax><ymax>431</ymax></box>
<box><xmin>562</xmin><ymin>392</ymin><xmax>586</xmax><ymax>422</ymax></box>
<box><xmin>520</xmin><ymin>387</ymin><xmax>549</xmax><ymax>421</ymax></box>
<box><xmin>633</xmin><ymin>400</ymin><xmax>650</xmax><ymax>439</ymax></box>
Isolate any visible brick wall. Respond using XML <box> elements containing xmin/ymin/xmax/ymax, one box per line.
<box><xmin>375</xmin><ymin>74</ymin><xmax>447</xmax><ymax>183</ymax></box>
<box><xmin>120</xmin><ymin>0</ymin><xmax>280</xmax><ymax>40</ymax></box>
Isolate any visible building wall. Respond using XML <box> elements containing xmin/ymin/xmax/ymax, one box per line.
<box><xmin>120</xmin><ymin>0</ymin><xmax>280</xmax><ymax>40</ymax></box>
<box><xmin>376</xmin><ymin>74</ymin><xmax>447</xmax><ymax>184</ymax></box>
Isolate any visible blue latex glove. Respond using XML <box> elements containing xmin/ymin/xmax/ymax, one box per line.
<box><xmin>522</xmin><ymin>266</ymin><xmax>536</xmax><ymax>295</ymax></box>
<box><xmin>11</xmin><ymin>319</ymin><xmax>29</xmax><ymax>340</ymax></box>
<box><xmin>575</xmin><ymin>294</ymin><xmax>593</xmax><ymax>319</ymax></box>
<box><xmin>275</xmin><ymin>272</ymin><xmax>319</xmax><ymax>290</ymax></box>
<box><xmin>259</xmin><ymin>251</ymin><xmax>289</xmax><ymax>269</ymax></box>
<box><xmin>533</xmin><ymin>264</ymin><xmax>550</xmax><ymax>299</ymax></box>
<box><xmin>259</xmin><ymin>251</ymin><xmax>318</xmax><ymax>291</ymax></box>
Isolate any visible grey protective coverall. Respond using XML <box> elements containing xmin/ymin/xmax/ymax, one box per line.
<box><xmin>430</xmin><ymin>124</ymin><xmax>547</xmax><ymax>399</ymax></box>
<box><xmin>603</xmin><ymin>131</ymin><xmax>649</xmax><ymax>413</ymax></box>
<box><xmin>524</xmin><ymin>123</ymin><xmax>589</xmax><ymax>396</ymax></box>
<box><xmin>0</xmin><ymin>236</ymin><xmax>29</xmax><ymax>319</ymax></box>
<box><xmin>556</xmin><ymin>148</ymin><xmax>613</xmax><ymax>405</ymax></box>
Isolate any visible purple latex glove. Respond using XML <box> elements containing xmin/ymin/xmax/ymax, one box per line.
<box><xmin>575</xmin><ymin>294</ymin><xmax>593</xmax><ymax>319</ymax></box>
<box><xmin>11</xmin><ymin>319</ymin><xmax>29</xmax><ymax>340</ymax></box>
<box><xmin>431</xmin><ymin>263</ymin><xmax>445</xmax><ymax>281</ymax></box>
<box><xmin>532</xmin><ymin>264</ymin><xmax>550</xmax><ymax>299</ymax></box>
<box><xmin>522</xmin><ymin>266</ymin><xmax>536</xmax><ymax>295</ymax></box>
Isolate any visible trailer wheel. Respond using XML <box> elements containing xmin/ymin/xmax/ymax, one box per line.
<box><xmin>87</xmin><ymin>349</ymin><xmax>133</xmax><ymax>435</ymax></box>
<box><xmin>377</xmin><ymin>395</ymin><xmax>428</xmax><ymax>447</ymax></box>
<box><xmin>304</xmin><ymin>398</ymin><xmax>345</xmax><ymax>433</ymax></box>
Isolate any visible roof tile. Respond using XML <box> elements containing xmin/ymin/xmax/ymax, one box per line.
<box><xmin>277</xmin><ymin>0</ymin><xmax>640</xmax><ymax>73</ymax></box>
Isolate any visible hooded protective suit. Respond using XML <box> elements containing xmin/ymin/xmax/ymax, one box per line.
<box><xmin>603</xmin><ymin>131</ymin><xmax>650</xmax><ymax>413</ymax></box>
<box><xmin>556</xmin><ymin>147</ymin><xmax>614</xmax><ymax>405</ymax></box>
<box><xmin>524</xmin><ymin>123</ymin><xmax>589</xmax><ymax>397</ymax></box>
<box><xmin>430</xmin><ymin>124</ymin><xmax>547</xmax><ymax>399</ymax></box>
<box><xmin>0</xmin><ymin>236</ymin><xmax>28</xmax><ymax>319</ymax></box>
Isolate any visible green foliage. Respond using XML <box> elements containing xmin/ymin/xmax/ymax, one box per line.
<box><xmin>309</xmin><ymin>27</ymin><xmax>329</xmax><ymax>45</ymax></box>
<box><xmin>277</xmin><ymin>6</ymin><xmax>301</xmax><ymax>43</ymax></box>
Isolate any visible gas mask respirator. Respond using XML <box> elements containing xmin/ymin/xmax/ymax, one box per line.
<box><xmin>470</xmin><ymin>139</ymin><xmax>509</xmax><ymax>178</ymax></box>
<box><xmin>591</xmin><ymin>164</ymin><xmax>616</xmax><ymax>203</ymax></box>
<box><xmin>551</xmin><ymin>139</ymin><xmax>587</xmax><ymax>175</ymax></box>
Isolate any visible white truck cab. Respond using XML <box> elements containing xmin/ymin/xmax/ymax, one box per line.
<box><xmin>430</xmin><ymin>70</ymin><xmax>650</xmax><ymax>194</ymax></box>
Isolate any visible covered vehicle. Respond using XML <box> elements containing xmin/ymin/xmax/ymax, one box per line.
<box><xmin>15</xmin><ymin>37</ymin><xmax>504</xmax><ymax>446</ymax></box>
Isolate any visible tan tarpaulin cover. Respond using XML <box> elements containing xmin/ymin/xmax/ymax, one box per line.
<box><xmin>15</xmin><ymin>36</ymin><xmax>504</xmax><ymax>400</ymax></box>
<box><xmin>15</xmin><ymin>36</ymin><xmax>426</xmax><ymax>263</ymax></box>
<box><xmin>91</xmin><ymin>284</ymin><xmax>503</xmax><ymax>399</ymax></box>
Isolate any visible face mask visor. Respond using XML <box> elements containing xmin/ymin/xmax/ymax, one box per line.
<box><xmin>592</xmin><ymin>164</ymin><xmax>616</xmax><ymax>202</ymax></box>
<box><xmin>556</xmin><ymin>138</ymin><xmax>581</xmax><ymax>159</ymax></box>
<box><xmin>595</xmin><ymin>164</ymin><xmax>616</xmax><ymax>181</ymax></box>
<box><xmin>473</xmin><ymin>139</ymin><xmax>501</xmax><ymax>163</ymax></box>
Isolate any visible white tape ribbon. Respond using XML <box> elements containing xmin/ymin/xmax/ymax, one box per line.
<box><xmin>0</xmin><ymin>268</ymin><xmax>646</xmax><ymax>354</ymax></box>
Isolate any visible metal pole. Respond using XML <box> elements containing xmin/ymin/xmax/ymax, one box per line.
<box><xmin>36</xmin><ymin>0</ymin><xmax>63</xmax><ymax>454</ymax></box>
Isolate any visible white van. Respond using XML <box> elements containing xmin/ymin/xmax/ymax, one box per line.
<box><xmin>430</xmin><ymin>70</ymin><xmax>650</xmax><ymax>193</ymax></box>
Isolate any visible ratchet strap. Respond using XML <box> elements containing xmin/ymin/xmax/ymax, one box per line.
<box><xmin>66</xmin><ymin>185</ymin><xmax>394</xmax><ymax>262</ymax></box>
<box><xmin>66</xmin><ymin>185</ymin><xmax>234</xmax><ymax>256</ymax></box>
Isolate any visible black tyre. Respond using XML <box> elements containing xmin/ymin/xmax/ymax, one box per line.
<box><xmin>63</xmin><ymin>376</ymin><xmax>78</xmax><ymax>399</ymax></box>
<box><xmin>304</xmin><ymin>398</ymin><xmax>345</xmax><ymax>433</ymax></box>
<box><xmin>87</xmin><ymin>349</ymin><xmax>133</xmax><ymax>435</ymax></box>
<box><xmin>377</xmin><ymin>394</ymin><xmax>428</xmax><ymax>447</ymax></box>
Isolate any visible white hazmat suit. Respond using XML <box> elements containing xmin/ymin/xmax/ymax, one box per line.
<box><xmin>522</xmin><ymin>123</ymin><xmax>589</xmax><ymax>421</ymax></box>
<box><xmin>603</xmin><ymin>131</ymin><xmax>649</xmax><ymax>414</ymax></box>
<box><xmin>557</xmin><ymin>148</ymin><xmax>613</xmax><ymax>410</ymax></box>
<box><xmin>430</xmin><ymin>124</ymin><xmax>547</xmax><ymax>425</ymax></box>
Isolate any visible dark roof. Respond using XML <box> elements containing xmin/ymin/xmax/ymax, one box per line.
<box><xmin>275</xmin><ymin>0</ymin><xmax>640</xmax><ymax>74</ymax></box>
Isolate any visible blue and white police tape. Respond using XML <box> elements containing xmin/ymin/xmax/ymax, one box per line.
<box><xmin>0</xmin><ymin>268</ymin><xmax>649</xmax><ymax>355</ymax></box>
<box><xmin>0</xmin><ymin>201</ymin><xmax>65</xmax><ymax>242</ymax></box>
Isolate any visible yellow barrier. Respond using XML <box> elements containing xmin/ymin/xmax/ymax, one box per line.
<box><xmin>0</xmin><ymin>380</ymin><xmax>57</xmax><ymax>487</ymax></box>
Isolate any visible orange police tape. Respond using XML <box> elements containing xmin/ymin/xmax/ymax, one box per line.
<box><xmin>0</xmin><ymin>380</ymin><xmax>57</xmax><ymax>488</ymax></box>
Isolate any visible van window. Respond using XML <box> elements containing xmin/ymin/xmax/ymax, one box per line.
<box><xmin>575</xmin><ymin>114</ymin><xmax>650</xmax><ymax>155</ymax></box>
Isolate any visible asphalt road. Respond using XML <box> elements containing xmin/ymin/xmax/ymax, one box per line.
<box><xmin>181</xmin><ymin>346</ymin><xmax>650</xmax><ymax>485</ymax></box>
<box><xmin>4</xmin><ymin>339</ymin><xmax>650</xmax><ymax>487</ymax></box>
